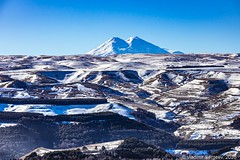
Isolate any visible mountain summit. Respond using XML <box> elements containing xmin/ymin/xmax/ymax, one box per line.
<box><xmin>85</xmin><ymin>36</ymin><xmax>174</xmax><ymax>56</ymax></box>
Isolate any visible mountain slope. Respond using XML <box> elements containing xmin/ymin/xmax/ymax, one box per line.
<box><xmin>86</xmin><ymin>36</ymin><xmax>170</xmax><ymax>56</ymax></box>
<box><xmin>86</xmin><ymin>37</ymin><xmax>129</xmax><ymax>56</ymax></box>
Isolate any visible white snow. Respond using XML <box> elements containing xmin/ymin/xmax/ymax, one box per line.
<box><xmin>0</xmin><ymin>88</ymin><xmax>23</xmax><ymax>91</ymax></box>
<box><xmin>228</xmin><ymin>73</ymin><xmax>240</xmax><ymax>85</ymax></box>
<box><xmin>221</xmin><ymin>151</ymin><xmax>238</xmax><ymax>157</ymax></box>
<box><xmin>175</xmin><ymin>123</ymin><xmax>240</xmax><ymax>140</ymax></box>
<box><xmin>1</xmin><ymin>53</ymin><xmax>240</xmax><ymax>141</ymax></box>
<box><xmin>4</xmin><ymin>104</ymin><xmax>57</xmax><ymax>115</ymax></box>
<box><xmin>1</xmin><ymin>103</ymin><xmax>135</xmax><ymax>119</ymax></box>
<box><xmin>10</xmin><ymin>73</ymin><xmax>39</xmax><ymax>83</ymax></box>
<box><xmin>14</xmin><ymin>91</ymin><xmax>35</xmax><ymax>99</ymax></box>
<box><xmin>77</xmin><ymin>84</ymin><xmax>95</xmax><ymax>93</ymax></box>
<box><xmin>223</xmin><ymin>88</ymin><xmax>240</xmax><ymax>95</ymax></box>
<box><xmin>86</xmin><ymin>36</ymin><xmax>170</xmax><ymax>56</ymax></box>
<box><xmin>0</xmin><ymin>123</ymin><xmax>18</xmax><ymax>128</ymax></box>
<box><xmin>170</xmin><ymin>73</ymin><xmax>185</xmax><ymax>85</ymax></box>
<box><xmin>26</xmin><ymin>140</ymin><xmax>123</xmax><ymax>157</ymax></box>
<box><xmin>178</xmin><ymin>79</ymin><xmax>205</xmax><ymax>91</ymax></box>
<box><xmin>166</xmin><ymin>149</ymin><xmax>209</xmax><ymax>156</ymax></box>
<box><xmin>221</xmin><ymin>146</ymin><xmax>240</xmax><ymax>157</ymax></box>
<box><xmin>66</xmin><ymin>103</ymin><xmax>135</xmax><ymax>119</ymax></box>
<box><xmin>63</xmin><ymin>70</ymin><xmax>85</xmax><ymax>84</ymax></box>
<box><xmin>86</xmin><ymin>37</ymin><xmax>126</xmax><ymax>56</ymax></box>
<box><xmin>82</xmin><ymin>140</ymin><xmax>123</xmax><ymax>153</ymax></box>
<box><xmin>204</xmin><ymin>71</ymin><xmax>227</xmax><ymax>79</ymax></box>
<box><xmin>118</xmin><ymin>72</ymin><xmax>129</xmax><ymax>81</ymax></box>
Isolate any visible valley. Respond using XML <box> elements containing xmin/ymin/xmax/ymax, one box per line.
<box><xmin>0</xmin><ymin>53</ymin><xmax>240</xmax><ymax>159</ymax></box>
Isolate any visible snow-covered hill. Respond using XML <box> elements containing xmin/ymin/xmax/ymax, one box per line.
<box><xmin>85</xmin><ymin>36</ymin><xmax>171</xmax><ymax>56</ymax></box>
<box><xmin>0</xmin><ymin>54</ymin><xmax>240</xmax><ymax>159</ymax></box>
<box><xmin>0</xmin><ymin>53</ymin><xmax>240</xmax><ymax>141</ymax></box>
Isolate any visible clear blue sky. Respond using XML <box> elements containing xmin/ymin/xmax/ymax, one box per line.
<box><xmin>0</xmin><ymin>0</ymin><xmax>239</xmax><ymax>55</ymax></box>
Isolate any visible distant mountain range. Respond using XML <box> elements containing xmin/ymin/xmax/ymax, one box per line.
<box><xmin>85</xmin><ymin>36</ymin><xmax>183</xmax><ymax>56</ymax></box>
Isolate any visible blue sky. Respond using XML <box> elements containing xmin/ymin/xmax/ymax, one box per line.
<box><xmin>0</xmin><ymin>0</ymin><xmax>239</xmax><ymax>55</ymax></box>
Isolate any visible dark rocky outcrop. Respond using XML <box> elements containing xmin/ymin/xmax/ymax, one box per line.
<box><xmin>0</xmin><ymin>111</ymin><xmax>179</xmax><ymax>159</ymax></box>
<box><xmin>24</xmin><ymin>138</ymin><xmax>174</xmax><ymax>160</ymax></box>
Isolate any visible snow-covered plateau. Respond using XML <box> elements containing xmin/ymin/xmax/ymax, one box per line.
<box><xmin>0</xmin><ymin>53</ymin><xmax>240</xmax><ymax>159</ymax></box>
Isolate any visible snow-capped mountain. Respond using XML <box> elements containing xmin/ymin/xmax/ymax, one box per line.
<box><xmin>85</xmin><ymin>36</ymin><xmax>171</xmax><ymax>56</ymax></box>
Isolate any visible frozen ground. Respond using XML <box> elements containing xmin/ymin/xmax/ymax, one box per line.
<box><xmin>22</xmin><ymin>140</ymin><xmax>124</xmax><ymax>158</ymax></box>
<box><xmin>0</xmin><ymin>54</ymin><xmax>240</xmax><ymax>140</ymax></box>
<box><xmin>0</xmin><ymin>103</ymin><xmax>135</xmax><ymax>119</ymax></box>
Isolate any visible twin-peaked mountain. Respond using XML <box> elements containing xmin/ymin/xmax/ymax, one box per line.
<box><xmin>86</xmin><ymin>36</ymin><xmax>183</xmax><ymax>56</ymax></box>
